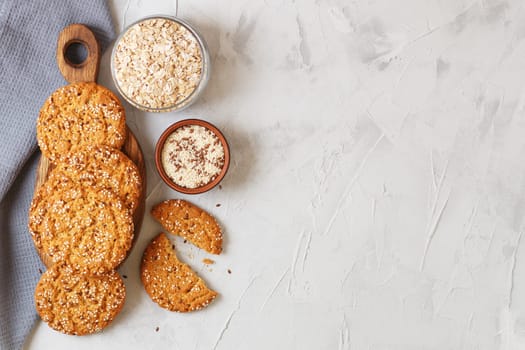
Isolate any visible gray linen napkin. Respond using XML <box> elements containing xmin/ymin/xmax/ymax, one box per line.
<box><xmin>0</xmin><ymin>1</ymin><xmax>115</xmax><ymax>348</ymax></box>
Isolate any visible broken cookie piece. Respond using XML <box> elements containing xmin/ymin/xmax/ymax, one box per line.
<box><xmin>151</xmin><ymin>199</ymin><xmax>222</xmax><ymax>254</ymax></box>
<box><xmin>141</xmin><ymin>233</ymin><xmax>217</xmax><ymax>312</ymax></box>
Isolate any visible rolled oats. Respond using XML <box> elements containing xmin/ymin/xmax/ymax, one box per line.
<box><xmin>112</xmin><ymin>18</ymin><xmax>203</xmax><ymax>110</ymax></box>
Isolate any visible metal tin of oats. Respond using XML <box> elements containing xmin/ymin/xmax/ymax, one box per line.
<box><xmin>111</xmin><ymin>15</ymin><xmax>210</xmax><ymax>113</ymax></box>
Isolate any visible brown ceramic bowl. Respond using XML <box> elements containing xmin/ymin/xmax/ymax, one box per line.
<box><xmin>155</xmin><ymin>119</ymin><xmax>230</xmax><ymax>194</ymax></box>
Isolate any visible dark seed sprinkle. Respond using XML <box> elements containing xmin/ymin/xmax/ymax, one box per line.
<box><xmin>161</xmin><ymin>125</ymin><xmax>225</xmax><ymax>188</ymax></box>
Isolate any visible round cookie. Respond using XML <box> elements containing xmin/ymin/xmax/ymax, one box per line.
<box><xmin>35</xmin><ymin>264</ymin><xmax>126</xmax><ymax>335</ymax></box>
<box><xmin>29</xmin><ymin>172</ymin><xmax>134</xmax><ymax>275</ymax></box>
<box><xmin>141</xmin><ymin>233</ymin><xmax>217</xmax><ymax>312</ymax></box>
<box><xmin>54</xmin><ymin>145</ymin><xmax>142</xmax><ymax>212</ymax></box>
<box><xmin>37</xmin><ymin>82</ymin><xmax>126</xmax><ymax>162</ymax></box>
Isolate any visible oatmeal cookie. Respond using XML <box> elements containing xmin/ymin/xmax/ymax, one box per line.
<box><xmin>37</xmin><ymin>82</ymin><xmax>126</xmax><ymax>162</ymax></box>
<box><xmin>151</xmin><ymin>199</ymin><xmax>222</xmax><ymax>254</ymax></box>
<box><xmin>141</xmin><ymin>233</ymin><xmax>217</xmax><ymax>312</ymax></box>
<box><xmin>54</xmin><ymin>145</ymin><xmax>142</xmax><ymax>212</ymax></box>
<box><xmin>29</xmin><ymin>172</ymin><xmax>133</xmax><ymax>275</ymax></box>
<box><xmin>35</xmin><ymin>264</ymin><xmax>126</xmax><ymax>335</ymax></box>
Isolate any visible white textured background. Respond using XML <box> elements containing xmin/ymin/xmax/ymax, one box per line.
<box><xmin>26</xmin><ymin>0</ymin><xmax>525</xmax><ymax>349</ymax></box>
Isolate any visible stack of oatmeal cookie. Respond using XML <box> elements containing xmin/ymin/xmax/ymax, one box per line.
<box><xmin>28</xmin><ymin>82</ymin><xmax>142</xmax><ymax>335</ymax></box>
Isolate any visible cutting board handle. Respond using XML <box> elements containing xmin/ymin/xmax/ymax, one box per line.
<box><xmin>56</xmin><ymin>24</ymin><xmax>100</xmax><ymax>83</ymax></box>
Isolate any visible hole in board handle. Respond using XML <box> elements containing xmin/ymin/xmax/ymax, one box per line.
<box><xmin>64</xmin><ymin>41</ymin><xmax>88</xmax><ymax>67</ymax></box>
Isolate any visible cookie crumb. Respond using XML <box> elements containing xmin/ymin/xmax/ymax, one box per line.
<box><xmin>203</xmin><ymin>258</ymin><xmax>215</xmax><ymax>265</ymax></box>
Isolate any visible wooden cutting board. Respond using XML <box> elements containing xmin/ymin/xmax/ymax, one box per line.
<box><xmin>34</xmin><ymin>24</ymin><xmax>146</xmax><ymax>267</ymax></box>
